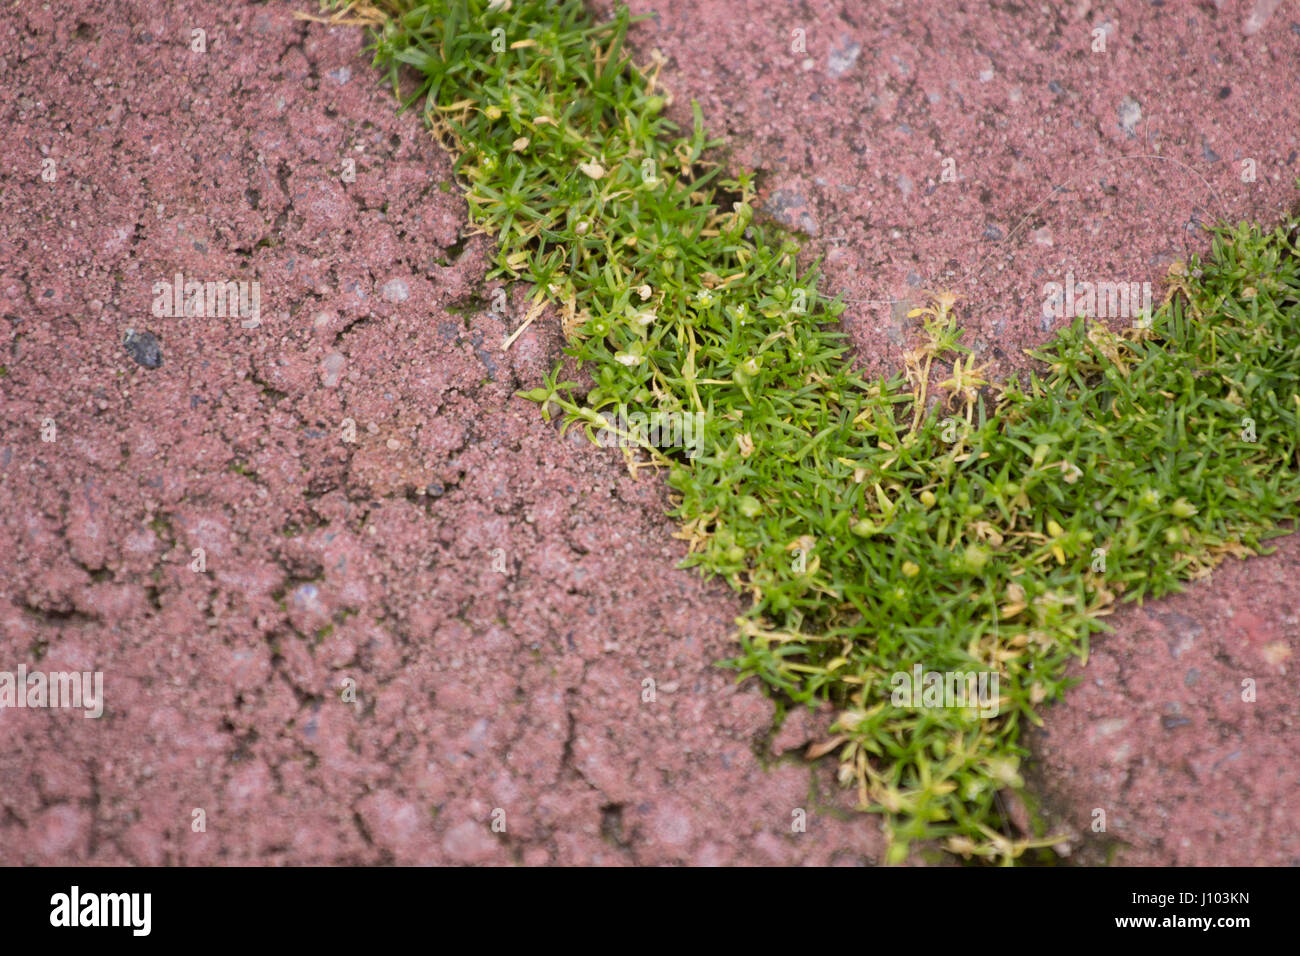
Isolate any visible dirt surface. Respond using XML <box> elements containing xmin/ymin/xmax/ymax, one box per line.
<box><xmin>0</xmin><ymin>0</ymin><xmax>1295</xmax><ymax>865</ymax></box>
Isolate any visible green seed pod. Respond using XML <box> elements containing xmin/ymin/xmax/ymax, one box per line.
<box><xmin>963</xmin><ymin>544</ymin><xmax>990</xmax><ymax>573</ymax></box>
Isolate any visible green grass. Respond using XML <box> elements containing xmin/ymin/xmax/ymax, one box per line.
<box><xmin>326</xmin><ymin>0</ymin><xmax>1300</xmax><ymax>862</ymax></box>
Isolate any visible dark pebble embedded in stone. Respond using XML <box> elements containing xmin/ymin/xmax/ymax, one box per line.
<box><xmin>124</xmin><ymin>330</ymin><xmax>163</xmax><ymax>368</ymax></box>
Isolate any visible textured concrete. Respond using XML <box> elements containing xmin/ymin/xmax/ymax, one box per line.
<box><xmin>0</xmin><ymin>0</ymin><xmax>1296</xmax><ymax>865</ymax></box>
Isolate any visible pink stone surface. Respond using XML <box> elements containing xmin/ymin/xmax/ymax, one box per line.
<box><xmin>0</xmin><ymin>0</ymin><xmax>1295</xmax><ymax>865</ymax></box>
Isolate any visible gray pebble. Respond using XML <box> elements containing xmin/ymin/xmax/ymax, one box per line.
<box><xmin>124</xmin><ymin>330</ymin><xmax>163</xmax><ymax>369</ymax></box>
